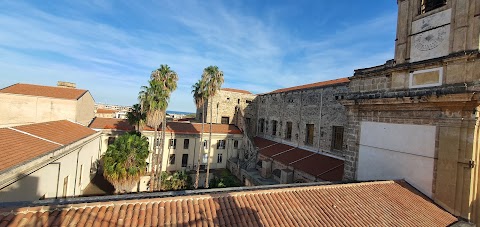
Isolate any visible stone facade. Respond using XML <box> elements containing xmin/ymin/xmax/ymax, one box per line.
<box><xmin>199</xmin><ymin>89</ymin><xmax>257</xmax><ymax>135</ymax></box>
<box><xmin>340</xmin><ymin>0</ymin><xmax>480</xmax><ymax>224</ymax></box>
<box><xmin>256</xmin><ymin>80</ymin><xmax>349</xmax><ymax>158</ymax></box>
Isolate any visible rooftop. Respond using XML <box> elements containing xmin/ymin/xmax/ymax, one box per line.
<box><xmin>255</xmin><ymin>137</ymin><xmax>344</xmax><ymax>181</ymax></box>
<box><xmin>0</xmin><ymin>120</ymin><xmax>96</xmax><ymax>173</ymax></box>
<box><xmin>89</xmin><ymin>118</ymin><xmax>243</xmax><ymax>134</ymax></box>
<box><xmin>267</xmin><ymin>77</ymin><xmax>350</xmax><ymax>94</ymax></box>
<box><xmin>221</xmin><ymin>88</ymin><xmax>253</xmax><ymax>95</ymax></box>
<box><xmin>95</xmin><ymin>109</ymin><xmax>117</xmax><ymax>114</ymax></box>
<box><xmin>0</xmin><ymin>181</ymin><xmax>457</xmax><ymax>226</ymax></box>
<box><xmin>0</xmin><ymin>83</ymin><xmax>88</xmax><ymax>100</ymax></box>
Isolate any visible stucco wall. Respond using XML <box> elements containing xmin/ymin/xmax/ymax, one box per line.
<box><xmin>0</xmin><ymin>134</ymin><xmax>101</xmax><ymax>202</ymax></box>
<box><xmin>76</xmin><ymin>92</ymin><xmax>95</xmax><ymax>126</ymax></box>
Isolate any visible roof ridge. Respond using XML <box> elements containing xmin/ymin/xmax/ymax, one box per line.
<box><xmin>8</xmin><ymin>127</ymin><xmax>63</xmax><ymax>146</ymax></box>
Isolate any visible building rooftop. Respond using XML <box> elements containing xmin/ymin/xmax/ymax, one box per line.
<box><xmin>95</xmin><ymin>109</ymin><xmax>117</xmax><ymax>114</ymax></box>
<box><xmin>0</xmin><ymin>120</ymin><xmax>96</xmax><ymax>173</ymax></box>
<box><xmin>89</xmin><ymin>118</ymin><xmax>243</xmax><ymax>135</ymax></box>
<box><xmin>254</xmin><ymin>137</ymin><xmax>344</xmax><ymax>182</ymax></box>
<box><xmin>221</xmin><ymin>88</ymin><xmax>253</xmax><ymax>94</ymax></box>
<box><xmin>0</xmin><ymin>181</ymin><xmax>457</xmax><ymax>226</ymax></box>
<box><xmin>267</xmin><ymin>77</ymin><xmax>350</xmax><ymax>94</ymax></box>
<box><xmin>0</xmin><ymin>83</ymin><xmax>88</xmax><ymax>100</ymax></box>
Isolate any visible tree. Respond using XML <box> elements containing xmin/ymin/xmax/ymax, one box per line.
<box><xmin>192</xmin><ymin>79</ymin><xmax>208</xmax><ymax>188</ymax></box>
<box><xmin>150</xmin><ymin>65</ymin><xmax>178</xmax><ymax>190</ymax></box>
<box><xmin>160</xmin><ymin>171</ymin><xmax>192</xmax><ymax>191</ymax></box>
<box><xmin>139</xmin><ymin>79</ymin><xmax>166</xmax><ymax>191</ymax></box>
<box><xmin>202</xmin><ymin>66</ymin><xmax>224</xmax><ymax>188</ymax></box>
<box><xmin>102</xmin><ymin>132</ymin><xmax>149</xmax><ymax>194</ymax></box>
<box><xmin>126</xmin><ymin>104</ymin><xmax>145</xmax><ymax>132</ymax></box>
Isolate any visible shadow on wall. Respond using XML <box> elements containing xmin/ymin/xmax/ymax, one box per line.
<box><xmin>0</xmin><ymin>174</ymin><xmax>41</xmax><ymax>203</ymax></box>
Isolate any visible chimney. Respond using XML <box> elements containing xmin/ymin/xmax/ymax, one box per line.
<box><xmin>57</xmin><ymin>81</ymin><xmax>76</xmax><ymax>88</ymax></box>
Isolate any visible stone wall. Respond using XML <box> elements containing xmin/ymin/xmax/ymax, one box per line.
<box><xmin>256</xmin><ymin>83</ymin><xmax>349</xmax><ymax>158</ymax></box>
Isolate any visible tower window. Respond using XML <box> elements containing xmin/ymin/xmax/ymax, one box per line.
<box><xmin>421</xmin><ymin>0</ymin><xmax>447</xmax><ymax>14</ymax></box>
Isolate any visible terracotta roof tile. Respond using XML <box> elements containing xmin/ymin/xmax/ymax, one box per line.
<box><xmin>89</xmin><ymin>117</ymin><xmax>135</xmax><ymax>131</ymax></box>
<box><xmin>0</xmin><ymin>181</ymin><xmax>458</xmax><ymax>226</ymax></box>
<box><xmin>0</xmin><ymin>128</ymin><xmax>60</xmax><ymax>172</ymax></box>
<box><xmin>254</xmin><ymin>137</ymin><xmax>345</xmax><ymax>181</ymax></box>
<box><xmin>0</xmin><ymin>83</ymin><xmax>88</xmax><ymax>100</ymax></box>
<box><xmin>221</xmin><ymin>88</ymin><xmax>253</xmax><ymax>94</ymax></box>
<box><xmin>95</xmin><ymin>108</ymin><xmax>117</xmax><ymax>114</ymax></box>
<box><xmin>89</xmin><ymin>118</ymin><xmax>243</xmax><ymax>134</ymax></box>
<box><xmin>14</xmin><ymin>120</ymin><xmax>96</xmax><ymax>145</ymax></box>
<box><xmin>268</xmin><ymin>77</ymin><xmax>349</xmax><ymax>94</ymax></box>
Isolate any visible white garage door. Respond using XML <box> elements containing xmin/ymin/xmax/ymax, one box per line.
<box><xmin>357</xmin><ymin>121</ymin><xmax>436</xmax><ymax>197</ymax></box>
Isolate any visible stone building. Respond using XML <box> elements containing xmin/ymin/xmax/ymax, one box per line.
<box><xmin>0</xmin><ymin>83</ymin><xmax>95</xmax><ymax>127</ymax></box>
<box><xmin>0</xmin><ymin>120</ymin><xmax>101</xmax><ymax>202</ymax></box>
<box><xmin>199</xmin><ymin>88</ymin><xmax>257</xmax><ymax>135</ymax></box>
<box><xmin>256</xmin><ymin>78</ymin><xmax>349</xmax><ymax>158</ymax></box>
<box><xmin>340</xmin><ymin>0</ymin><xmax>480</xmax><ymax>223</ymax></box>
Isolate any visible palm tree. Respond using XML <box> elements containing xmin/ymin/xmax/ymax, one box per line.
<box><xmin>102</xmin><ymin>132</ymin><xmax>149</xmax><ymax>194</ymax></box>
<box><xmin>139</xmin><ymin>79</ymin><xmax>167</xmax><ymax>191</ymax></box>
<box><xmin>150</xmin><ymin>65</ymin><xmax>178</xmax><ymax>190</ymax></box>
<box><xmin>126</xmin><ymin>104</ymin><xmax>145</xmax><ymax>132</ymax></box>
<box><xmin>202</xmin><ymin>66</ymin><xmax>224</xmax><ymax>188</ymax></box>
<box><xmin>192</xmin><ymin>79</ymin><xmax>208</xmax><ymax>188</ymax></box>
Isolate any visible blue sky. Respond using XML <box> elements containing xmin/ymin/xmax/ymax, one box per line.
<box><xmin>0</xmin><ymin>1</ymin><xmax>397</xmax><ymax>112</ymax></box>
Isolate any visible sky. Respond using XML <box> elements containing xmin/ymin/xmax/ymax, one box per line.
<box><xmin>0</xmin><ymin>1</ymin><xmax>398</xmax><ymax>113</ymax></box>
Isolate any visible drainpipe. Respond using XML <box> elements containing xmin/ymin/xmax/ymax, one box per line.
<box><xmin>298</xmin><ymin>91</ymin><xmax>303</xmax><ymax>147</ymax></box>
<box><xmin>51</xmin><ymin>162</ymin><xmax>61</xmax><ymax>199</ymax></box>
<box><xmin>318</xmin><ymin>89</ymin><xmax>324</xmax><ymax>153</ymax></box>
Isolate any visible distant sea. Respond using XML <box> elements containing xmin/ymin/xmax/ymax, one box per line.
<box><xmin>166</xmin><ymin>110</ymin><xmax>194</xmax><ymax>115</ymax></box>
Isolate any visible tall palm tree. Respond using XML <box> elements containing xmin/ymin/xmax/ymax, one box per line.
<box><xmin>126</xmin><ymin>104</ymin><xmax>145</xmax><ymax>132</ymax></box>
<box><xmin>150</xmin><ymin>64</ymin><xmax>178</xmax><ymax>190</ymax></box>
<box><xmin>192</xmin><ymin>79</ymin><xmax>208</xmax><ymax>188</ymax></box>
<box><xmin>139</xmin><ymin>79</ymin><xmax>167</xmax><ymax>191</ymax></box>
<box><xmin>202</xmin><ymin>66</ymin><xmax>224</xmax><ymax>188</ymax></box>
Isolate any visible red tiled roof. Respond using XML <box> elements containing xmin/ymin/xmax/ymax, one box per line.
<box><xmin>291</xmin><ymin>153</ymin><xmax>344</xmax><ymax>181</ymax></box>
<box><xmin>253</xmin><ymin>137</ymin><xmax>277</xmax><ymax>149</ymax></box>
<box><xmin>0</xmin><ymin>83</ymin><xmax>88</xmax><ymax>100</ymax></box>
<box><xmin>0</xmin><ymin>181</ymin><xmax>458</xmax><ymax>226</ymax></box>
<box><xmin>221</xmin><ymin>88</ymin><xmax>253</xmax><ymax>94</ymax></box>
<box><xmin>259</xmin><ymin>143</ymin><xmax>294</xmax><ymax>157</ymax></box>
<box><xmin>89</xmin><ymin>118</ymin><xmax>135</xmax><ymax>131</ymax></box>
<box><xmin>0</xmin><ymin>128</ymin><xmax>60</xmax><ymax>172</ymax></box>
<box><xmin>254</xmin><ymin>137</ymin><xmax>345</xmax><ymax>181</ymax></box>
<box><xmin>0</xmin><ymin>120</ymin><xmax>96</xmax><ymax>173</ymax></box>
<box><xmin>95</xmin><ymin>109</ymin><xmax>117</xmax><ymax>114</ymax></box>
<box><xmin>89</xmin><ymin>118</ymin><xmax>242</xmax><ymax>134</ymax></box>
<box><xmin>273</xmin><ymin>148</ymin><xmax>312</xmax><ymax>165</ymax></box>
<box><xmin>268</xmin><ymin>77</ymin><xmax>349</xmax><ymax>94</ymax></box>
<box><xmin>14</xmin><ymin>120</ymin><xmax>96</xmax><ymax>145</ymax></box>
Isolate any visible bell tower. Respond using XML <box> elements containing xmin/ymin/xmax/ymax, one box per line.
<box><xmin>394</xmin><ymin>0</ymin><xmax>480</xmax><ymax>64</ymax></box>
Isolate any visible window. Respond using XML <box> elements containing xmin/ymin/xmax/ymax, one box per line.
<box><xmin>285</xmin><ymin>122</ymin><xmax>292</xmax><ymax>140</ymax></box>
<box><xmin>202</xmin><ymin>153</ymin><xmax>208</xmax><ymax>164</ymax></box>
<box><xmin>182</xmin><ymin>154</ymin><xmax>188</xmax><ymax>167</ymax></box>
<box><xmin>221</xmin><ymin>117</ymin><xmax>230</xmax><ymax>124</ymax></box>
<box><xmin>332</xmin><ymin>126</ymin><xmax>344</xmax><ymax>151</ymax></box>
<box><xmin>155</xmin><ymin>138</ymin><xmax>161</xmax><ymax>147</ymax></box>
<box><xmin>169</xmin><ymin>139</ymin><xmax>176</xmax><ymax>149</ymax></box>
<box><xmin>259</xmin><ymin>119</ymin><xmax>265</xmax><ymax>132</ymax></box>
<box><xmin>107</xmin><ymin>137</ymin><xmax>115</xmax><ymax>145</ymax></box>
<box><xmin>183</xmin><ymin>139</ymin><xmax>190</xmax><ymax>149</ymax></box>
<box><xmin>234</xmin><ymin>140</ymin><xmax>239</xmax><ymax>149</ymax></box>
<box><xmin>203</xmin><ymin>140</ymin><xmax>208</xmax><ymax>149</ymax></box>
<box><xmin>217</xmin><ymin>140</ymin><xmax>226</xmax><ymax>149</ymax></box>
<box><xmin>421</xmin><ymin>0</ymin><xmax>446</xmax><ymax>14</ymax></box>
<box><xmin>237</xmin><ymin>99</ymin><xmax>240</xmax><ymax>104</ymax></box>
<box><xmin>169</xmin><ymin>154</ymin><xmax>176</xmax><ymax>165</ymax></box>
<box><xmin>272</xmin><ymin>120</ymin><xmax>277</xmax><ymax>136</ymax></box>
<box><xmin>217</xmin><ymin>153</ymin><xmax>223</xmax><ymax>163</ymax></box>
<box><xmin>305</xmin><ymin>124</ymin><xmax>314</xmax><ymax>145</ymax></box>
<box><xmin>246</xmin><ymin>100</ymin><xmax>252</xmax><ymax>104</ymax></box>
